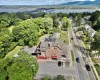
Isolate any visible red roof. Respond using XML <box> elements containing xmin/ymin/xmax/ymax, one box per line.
<box><xmin>38</xmin><ymin>56</ymin><xmax>47</xmax><ymax>59</ymax></box>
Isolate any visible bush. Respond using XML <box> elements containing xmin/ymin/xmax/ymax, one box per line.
<box><xmin>55</xmin><ymin>75</ymin><xmax>65</xmax><ymax>80</ymax></box>
<box><xmin>8</xmin><ymin>42</ymin><xmax>18</xmax><ymax>51</ymax></box>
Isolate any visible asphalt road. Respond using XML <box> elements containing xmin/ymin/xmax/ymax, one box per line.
<box><xmin>75</xmin><ymin>29</ymin><xmax>96</xmax><ymax>80</ymax></box>
<box><xmin>69</xmin><ymin>27</ymin><xmax>89</xmax><ymax>80</ymax></box>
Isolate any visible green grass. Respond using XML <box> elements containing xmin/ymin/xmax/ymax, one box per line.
<box><xmin>94</xmin><ymin>65</ymin><xmax>100</xmax><ymax>76</ymax></box>
<box><xmin>8</xmin><ymin>26</ymin><xmax>14</xmax><ymax>33</ymax></box>
<box><xmin>5</xmin><ymin>46</ymin><xmax>22</xmax><ymax>59</ymax></box>
<box><xmin>71</xmin><ymin>50</ymin><xmax>75</xmax><ymax>62</ymax></box>
<box><xmin>91</xmin><ymin>66</ymin><xmax>98</xmax><ymax>80</ymax></box>
<box><xmin>60</xmin><ymin>31</ymin><xmax>69</xmax><ymax>44</ymax></box>
<box><xmin>92</xmin><ymin>58</ymin><xmax>100</xmax><ymax>63</ymax></box>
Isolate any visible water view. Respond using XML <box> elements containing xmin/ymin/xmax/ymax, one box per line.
<box><xmin>47</xmin><ymin>9</ymin><xmax>96</xmax><ymax>13</ymax></box>
<box><xmin>0</xmin><ymin>8</ymin><xmax>97</xmax><ymax>13</ymax></box>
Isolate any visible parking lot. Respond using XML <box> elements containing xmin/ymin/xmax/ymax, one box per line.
<box><xmin>35</xmin><ymin>60</ymin><xmax>77</xmax><ymax>80</ymax></box>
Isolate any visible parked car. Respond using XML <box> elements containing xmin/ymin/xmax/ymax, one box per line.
<box><xmin>58</xmin><ymin>61</ymin><xmax>62</xmax><ymax>67</ymax></box>
<box><xmin>71</xmin><ymin>37</ymin><xmax>73</xmax><ymax>40</ymax></box>
<box><xmin>76</xmin><ymin>57</ymin><xmax>80</xmax><ymax>63</ymax></box>
<box><xmin>62</xmin><ymin>55</ymin><xmax>66</xmax><ymax>58</ymax></box>
<box><xmin>85</xmin><ymin>64</ymin><xmax>91</xmax><ymax>71</ymax></box>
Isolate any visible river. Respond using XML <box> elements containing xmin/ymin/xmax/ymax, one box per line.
<box><xmin>0</xmin><ymin>8</ymin><xmax>97</xmax><ymax>13</ymax></box>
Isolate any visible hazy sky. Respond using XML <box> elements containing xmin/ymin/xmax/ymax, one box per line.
<box><xmin>0</xmin><ymin>0</ymin><xmax>95</xmax><ymax>5</ymax></box>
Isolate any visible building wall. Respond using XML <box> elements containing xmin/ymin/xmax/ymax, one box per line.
<box><xmin>38</xmin><ymin>51</ymin><xmax>46</xmax><ymax>59</ymax></box>
<box><xmin>39</xmin><ymin>46</ymin><xmax>62</xmax><ymax>60</ymax></box>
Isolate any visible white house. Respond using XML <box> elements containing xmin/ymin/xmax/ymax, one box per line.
<box><xmin>85</xmin><ymin>25</ymin><xmax>96</xmax><ymax>37</ymax></box>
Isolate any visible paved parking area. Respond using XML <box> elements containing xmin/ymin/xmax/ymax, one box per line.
<box><xmin>35</xmin><ymin>60</ymin><xmax>77</xmax><ymax>79</ymax></box>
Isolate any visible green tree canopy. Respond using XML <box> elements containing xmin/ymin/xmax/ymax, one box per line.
<box><xmin>0</xmin><ymin>51</ymin><xmax>39</xmax><ymax>80</ymax></box>
<box><xmin>12</xmin><ymin>19</ymin><xmax>39</xmax><ymax>46</ymax></box>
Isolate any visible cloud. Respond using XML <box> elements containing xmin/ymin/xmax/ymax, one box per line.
<box><xmin>0</xmin><ymin>0</ymin><xmax>96</xmax><ymax>5</ymax></box>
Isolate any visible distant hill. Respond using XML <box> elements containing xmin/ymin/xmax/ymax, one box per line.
<box><xmin>59</xmin><ymin>0</ymin><xmax>100</xmax><ymax>6</ymax></box>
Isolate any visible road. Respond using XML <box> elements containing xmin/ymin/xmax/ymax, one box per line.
<box><xmin>74</xmin><ymin>28</ymin><xmax>96</xmax><ymax>80</ymax></box>
<box><xmin>69</xmin><ymin>27</ymin><xmax>90</xmax><ymax>80</ymax></box>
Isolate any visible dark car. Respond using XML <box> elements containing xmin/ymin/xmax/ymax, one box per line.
<box><xmin>85</xmin><ymin>64</ymin><xmax>91</xmax><ymax>71</ymax></box>
<box><xmin>62</xmin><ymin>55</ymin><xmax>66</xmax><ymax>58</ymax></box>
<box><xmin>58</xmin><ymin>61</ymin><xmax>62</xmax><ymax>67</ymax></box>
<box><xmin>76</xmin><ymin>57</ymin><xmax>80</xmax><ymax>63</ymax></box>
<box><xmin>71</xmin><ymin>37</ymin><xmax>73</xmax><ymax>40</ymax></box>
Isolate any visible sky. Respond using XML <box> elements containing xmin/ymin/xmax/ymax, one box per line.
<box><xmin>0</xmin><ymin>0</ymin><xmax>96</xmax><ymax>5</ymax></box>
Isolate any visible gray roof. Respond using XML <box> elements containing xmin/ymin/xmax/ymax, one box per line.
<box><xmin>85</xmin><ymin>25</ymin><xmax>96</xmax><ymax>37</ymax></box>
<box><xmin>40</xmin><ymin>42</ymin><xmax>53</xmax><ymax>51</ymax></box>
<box><xmin>52</xmin><ymin>33</ymin><xmax>60</xmax><ymax>39</ymax></box>
<box><xmin>22</xmin><ymin>46</ymin><xmax>37</xmax><ymax>54</ymax></box>
<box><xmin>62</xmin><ymin>44</ymin><xmax>69</xmax><ymax>55</ymax></box>
<box><xmin>40</xmin><ymin>39</ymin><xmax>63</xmax><ymax>52</ymax></box>
<box><xmin>40</xmin><ymin>33</ymin><xmax>62</xmax><ymax>52</ymax></box>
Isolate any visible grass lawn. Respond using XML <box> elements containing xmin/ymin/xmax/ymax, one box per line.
<box><xmin>91</xmin><ymin>66</ymin><xmax>98</xmax><ymax>80</ymax></box>
<box><xmin>71</xmin><ymin>50</ymin><xmax>75</xmax><ymax>62</ymax></box>
<box><xmin>60</xmin><ymin>31</ymin><xmax>69</xmax><ymax>44</ymax></box>
<box><xmin>92</xmin><ymin>58</ymin><xmax>100</xmax><ymax>63</ymax></box>
<box><xmin>8</xmin><ymin>26</ymin><xmax>14</xmax><ymax>33</ymax></box>
<box><xmin>94</xmin><ymin>65</ymin><xmax>100</xmax><ymax>76</ymax></box>
<box><xmin>5</xmin><ymin>46</ymin><xmax>22</xmax><ymax>59</ymax></box>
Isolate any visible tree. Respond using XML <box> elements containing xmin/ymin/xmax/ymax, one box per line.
<box><xmin>76</xmin><ymin>14</ymin><xmax>82</xmax><ymax>26</ymax></box>
<box><xmin>55</xmin><ymin>75</ymin><xmax>65</xmax><ymax>80</ymax></box>
<box><xmin>0</xmin><ymin>28</ymin><xmax>12</xmax><ymax>58</ymax></box>
<box><xmin>53</xmin><ymin>18</ymin><xmax>59</xmax><ymax>28</ymax></box>
<box><xmin>0</xmin><ymin>13</ymin><xmax>22</xmax><ymax>28</ymax></box>
<box><xmin>77</xmin><ymin>25</ymin><xmax>85</xmax><ymax>31</ymax></box>
<box><xmin>0</xmin><ymin>59</ymin><xmax>8</xmax><ymax>80</ymax></box>
<box><xmin>62</xmin><ymin>17</ymin><xmax>71</xmax><ymax>30</ymax></box>
<box><xmin>12</xmin><ymin>19</ymin><xmax>39</xmax><ymax>46</ymax></box>
<box><xmin>62</xmin><ymin>17</ymin><xmax>68</xmax><ymax>30</ymax></box>
<box><xmin>43</xmin><ymin>18</ymin><xmax>53</xmax><ymax>33</ymax></box>
<box><xmin>91</xmin><ymin>32</ymin><xmax>100</xmax><ymax>52</ymax></box>
<box><xmin>0</xmin><ymin>51</ymin><xmax>39</xmax><ymax>80</ymax></box>
<box><xmin>89</xmin><ymin>11</ymin><xmax>100</xmax><ymax>24</ymax></box>
<box><xmin>90</xmin><ymin>32</ymin><xmax>100</xmax><ymax>58</ymax></box>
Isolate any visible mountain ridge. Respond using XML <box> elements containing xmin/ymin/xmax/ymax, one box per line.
<box><xmin>59</xmin><ymin>0</ymin><xmax>100</xmax><ymax>6</ymax></box>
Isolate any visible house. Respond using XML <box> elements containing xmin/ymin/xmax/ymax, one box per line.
<box><xmin>21</xmin><ymin>46</ymin><xmax>37</xmax><ymax>55</ymax></box>
<box><xmin>85</xmin><ymin>25</ymin><xmax>96</xmax><ymax>37</ymax></box>
<box><xmin>22</xmin><ymin>33</ymin><xmax>69</xmax><ymax>61</ymax></box>
<box><xmin>37</xmin><ymin>38</ymin><xmax>63</xmax><ymax>60</ymax></box>
<box><xmin>35</xmin><ymin>33</ymin><xmax>67</xmax><ymax>60</ymax></box>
